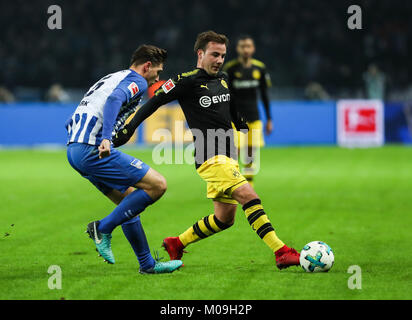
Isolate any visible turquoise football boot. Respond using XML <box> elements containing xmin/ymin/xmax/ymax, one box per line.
<box><xmin>86</xmin><ymin>221</ymin><xmax>115</xmax><ymax>264</ymax></box>
<box><xmin>139</xmin><ymin>260</ymin><xmax>183</xmax><ymax>274</ymax></box>
<box><xmin>139</xmin><ymin>250</ymin><xmax>183</xmax><ymax>274</ymax></box>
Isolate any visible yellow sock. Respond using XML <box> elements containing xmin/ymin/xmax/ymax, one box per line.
<box><xmin>178</xmin><ymin>214</ymin><xmax>231</xmax><ymax>247</ymax></box>
<box><xmin>243</xmin><ymin>199</ymin><xmax>285</xmax><ymax>252</ymax></box>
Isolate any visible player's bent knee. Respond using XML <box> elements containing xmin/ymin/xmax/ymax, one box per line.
<box><xmin>231</xmin><ymin>183</ymin><xmax>259</xmax><ymax>206</ymax></box>
<box><xmin>215</xmin><ymin>214</ymin><xmax>234</xmax><ymax>229</ymax></box>
<box><xmin>224</xmin><ymin>217</ymin><xmax>235</xmax><ymax>226</ymax></box>
<box><xmin>222</xmin><ymin>209</ymin><xmax>236</xmax><ymax>226</ymax></box>
<box><xmin>135</xmin><ymin>169</ymin><xmax>167</xmax><ymax>201</ymax></box>
<box><xmin>214</xmin><ymin>202</ymin><xmax>237</xmax><ymax>226</ymax></box>
<box><xmin>147</xmin><ymin>174</ymin><xmax>167</xmax><ymax>201</ymax></box>
<box><xmin>155</xmin><ymin>175</ymin><xmax>167</xmax><ymax>197</ymax></box>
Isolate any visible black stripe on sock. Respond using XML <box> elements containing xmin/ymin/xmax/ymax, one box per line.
<box><xmin>203</xmin><ymin>216</ymin><xmax>216</xmax><ymax>233</ymax></box>
<box><xmin>259</xmin><ymin>226</ymin><xmax>275</xmax><ymax>239</ymax></box>
<box><xmin>193</xmin><ymin>222</ymin><xmax>208</xmax><ymax>239</ymax></box>
<box><xmin>256</xmin><ymin>223</ymin><xmax>274</xmax><ymax>239</ymax></box>
<box><xmin>213</xmin><ymin>215</ymin><xmax>231</xmax><ymax>230</ymax></box>
<box><xmin>242</xmin><ymin>198</ymin><xmax>261</xmax><ymax>211</ymax></box>
<box><xmin>247</xmin><ymin>209</ymin><xmax>265</xmax><ymax>225</ymax></box>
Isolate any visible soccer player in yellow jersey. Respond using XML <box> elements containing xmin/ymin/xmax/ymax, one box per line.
<box><xmin>223</xmin><ymin>35</ymin><xmax>273</xmax><ymax>186</ymax></box>
<box><xmin>113</xmin><ymin>31</ymin><xmax>300</xmax><ymax>270</ymax></box>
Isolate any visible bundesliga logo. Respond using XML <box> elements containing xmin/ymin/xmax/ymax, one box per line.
<box><xmin>127</xmin><ymin>82</ymin><xmax>139</xmax><ymax>97</ymax></box>
<box><xmin>162</xmin><ymin>79</ymin><xmax>175</xmax><ymax>93</ymax></box>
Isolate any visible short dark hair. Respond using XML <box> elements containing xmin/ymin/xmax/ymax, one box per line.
<box><xmin>237</xmin><ymin>34</ymin><xmax>254</xmax><ymax>44</ymax></box>
<box><xmin>130</xmin><ymin>45</ymin><xmax>167</xmax><ymax>67</ymax></box>
<box><xmin>193</xmin><ymin>30</ymin><xmax>229</xmax><ymax>54</ymax></box>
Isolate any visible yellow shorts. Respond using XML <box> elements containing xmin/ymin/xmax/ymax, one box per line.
<box><xmin>196</xmin><ymin>155</ymin><xmax>248</xmax><ymax>204</ymax></box>
<box><xmin>233</xmin><ymin>120</ymin><xmax>265</xmax><ymax>148</ymax></box>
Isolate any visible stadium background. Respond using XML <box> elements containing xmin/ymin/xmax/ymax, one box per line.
<box><xmin>0</xmin><ymin>0</ymin><xmax>411</xmax><ymax>146</ymax></box>
<box><xmin>1</xmin><ymin>0</ymin><xmax>412</xmax><ymax>301</ymax></box>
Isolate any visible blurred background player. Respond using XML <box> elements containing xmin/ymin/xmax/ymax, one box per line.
<box><xmin>363</xmin><ymin>63</ymin><xmax>386</xmax><ymax>100</ymax></box>
<box><xmin>223</xmin><ymin>35</ymin><xmax>272</xmax><ymax>186</ymax></box>
<box><xmin>113</xmin><ymin>31</ymin><xmax>300</xmax><ymax>270</ymax></box>
<box><xmin>45</xmin><ymin>83</ymin><xmax>70</xmax><ymax>102</ymax></box>
<box><xmin>65</xmin><ymin>45</ymin><xmax>182</xmax><ymax>274</ymax></box>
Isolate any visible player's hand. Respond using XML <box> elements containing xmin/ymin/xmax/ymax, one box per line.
<box><xmin>98</xmin><ymin>139</ymin><xmax>111</xmax><ymax>159</ymax></box>
<box><xmin>233</xmin><ymin>115</ymin><xmax>249</xmax><ymax>132</ymax></box>
<box><xmin>112</xmin><ymin>125</ymin><xmax>133</xmax><ymax>147</ymax></box>
<box><xmin>265</xmin><ymin>119</ymin><xmax>273</xmax><ymax>135</ymax></box>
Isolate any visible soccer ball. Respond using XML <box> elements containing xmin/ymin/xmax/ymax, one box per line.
<box><xmin>300</xmin><ymin>241</ymin><xmax>334</xmax><ymax>272</ymax></box>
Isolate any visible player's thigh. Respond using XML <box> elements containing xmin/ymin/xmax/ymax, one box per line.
<box><xmin>67</xmin><ymin>143</ymin><xmax>150</xmax><ymax>195</ymax></box>
<box><xmin>231</xmin><ymin>183</ymin><xmax>259</xmax><ymax>206</ymax></box>
<box><xmin>92</xmin><ymin>148</ymin><xmax>150</xmax><ymax>188</ymax></box>
<box><xmin>213</xmin><ymin>200</ymin><xmax>237</xmax><ymax>225</ymax></box>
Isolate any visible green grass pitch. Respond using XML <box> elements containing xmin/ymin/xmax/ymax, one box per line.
<box><xmin>1</xmin><ymin>146</ymin><xmax>411</xmax><ymax>300</ymax></box>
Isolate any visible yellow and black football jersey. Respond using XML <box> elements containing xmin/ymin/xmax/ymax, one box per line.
<box><xmin>223</xmin><ymin>58</ymin><xmax>272</xmax><ymax>122</ymax></box>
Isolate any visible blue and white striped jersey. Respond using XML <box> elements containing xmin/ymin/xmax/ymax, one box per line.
<box><xmin>65</xmin><ymin>69</ymin><xmax>147</xmax><ymax>146</ymax></box>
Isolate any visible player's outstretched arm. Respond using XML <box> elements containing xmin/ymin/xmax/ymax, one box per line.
<box><xmin>259</xmin><ymin>68</ymin><xmax>273</xmax><ymax>134</ymax></box>
<box><xmin>99</xmin><ymin>89</ymin><xmax>127</xmax><ymax>157</ymax></box>
<box><xmin>112</xmin><ymin>96</ymin><xmax>164</xmax><ymax>147</ymax></box>
<box><xmin>113</xmin><ymin>76</ymin><xmax>187</xmax><ymax>147</ymax></box>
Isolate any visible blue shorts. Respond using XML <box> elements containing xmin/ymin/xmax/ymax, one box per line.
<box><xmin>67</xmin><ymin>143</ymin><xmax>150</xmax><ymax>195</ymax></box>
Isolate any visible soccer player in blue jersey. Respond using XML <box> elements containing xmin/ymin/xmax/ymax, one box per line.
<box><xmin>65</xmin><ymin>45</ymin><xmax>182</xmax><ymax>274</ymax></box>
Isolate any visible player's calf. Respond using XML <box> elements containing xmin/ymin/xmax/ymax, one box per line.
<box><xmin>241</xmin><ymin>198</ymin><xmax>285</xmax><ymax>252</ymax></box>
<box><xmin>179</xmin><ymin>214</ymin><xmax>233</xmax><ymax>247</ymax></box>
<box><xmin>241</xmin><ymin>198</ymin><xmax>300</xmax><ymax>269</ymax></box>
<box><xmin>98</xmin><ymin>188</ymin><xmax>154</xmax><ymax>234</ymax></box>
<box><xmin>162</xmin><ymin>214</ymin><xmax>233</xmax><ymax>260</ymax></box>
<box><xmin>232</xmin><ymin>185</ymin><xmax>300</xmax><ymax>269</ymax></box>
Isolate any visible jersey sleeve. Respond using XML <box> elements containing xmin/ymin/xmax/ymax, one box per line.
<box><xmin>101</xmin><ymin>73</ymin><xmax>148</xmax><ymax>141</ymax></box>
<box><xmin>115</xmin><ymin>75</ymin><xmax>148</xmax><ymax>103</ymax></box>
<box><xmin>125</xmin><ymin>74</ymin><xmax>192</xmax><ymax>132</ymax></box>
<box><xmin>152</xmin><ymin>74</ymin><xmax>191</xmax><ymax>102</ymax></box>
<box><xmin>101</xmin><ymin>88</ymin><xmax>128</xmax><ymax>140</ymax></box>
